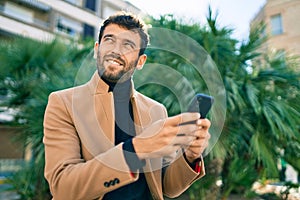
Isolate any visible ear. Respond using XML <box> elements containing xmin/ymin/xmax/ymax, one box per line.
<box><xmin>136</xmin><ymin>54</ymin><xmax>147</xmax><ymax>70</ymax></box>
<box><xmin>93</xmin><ymin>42</ymin><xmax>99</xmax><ymax>59</ymax></box>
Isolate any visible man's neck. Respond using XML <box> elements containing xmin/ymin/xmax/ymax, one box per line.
<box><xmin>101</xmin><ymin>76</ymin><xmax>132</xmax><ymax>101</ymax></box>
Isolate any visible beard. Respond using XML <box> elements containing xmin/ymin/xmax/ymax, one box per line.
<box><xmin>97</xmin><ymin>53</ymin><xmax>139</xmax><ymax>83</ymax></box>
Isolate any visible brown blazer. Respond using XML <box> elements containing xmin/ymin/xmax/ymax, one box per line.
<box><xmin>43</xmin><ymin>71</ymin><xmax>205</xmax><ymax>200</ymax></box>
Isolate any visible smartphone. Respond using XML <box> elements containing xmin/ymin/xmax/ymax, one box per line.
<box><xmin>179</xmin><ymin>93</ymin><xmax>214</xmax><ymax>126</ymax></box>
<box><xmin>187</xmin><ymin>93</ymin><xmax>214</xmax><ymax>119</ymax></box>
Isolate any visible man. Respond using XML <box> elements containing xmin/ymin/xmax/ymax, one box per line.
<box><xmin>43</xmin><ymin>12</ymin><xmax>211</xmax><ymax>200</ymax></box>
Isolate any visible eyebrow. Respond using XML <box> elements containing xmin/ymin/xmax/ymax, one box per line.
<box><xmin>103</xmin><ymin>34</ymin><xmax>114</xmax><ymax>40</ymax></box>
<box><xmin>103</xmin><ymin>34</ymin><xmax>137</xmax><ymax>48</ymax></box>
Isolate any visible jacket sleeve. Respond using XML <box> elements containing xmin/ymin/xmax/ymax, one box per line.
<box><xmin>43</xmin><ymin>92</ymin><xmax>138</xmax><ymax>200</ymax></box>
<box><xmin>162</xmin><ymin>151</ymin><xmax>205</xmax><ymax>198</ymax></box>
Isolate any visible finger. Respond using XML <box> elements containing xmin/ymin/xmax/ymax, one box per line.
<box><xmin>177</xmin><ymin>123</ymin><xmax>200</xmax><ymax>136</ymax></box>
<box><xmin>186</xmin><ymin>131</ymin><xmax>210</xmax><ymax>146</ymax></box>
<box><xmin>184</xmin><ymin>146</ymin><xmax>204</xmax><ymax>158</ymax></box>
<box><xmin>185</xmin><ymin>148</ymin><xmax>201</xmax><ymax>157</ymax></box>
<box><xmin>172</xmin><ymin>134</ymin><xmax>196</xmax><ymax>146</ymax></box>
<box><xmin>196</xmin><ymin>118</ymin><xmax>211</xmax><ymax>130</ymax></box>
<box><xmin>167</xmin><ymin>112</ymin><xmax>200</xmax><ymax>126</ymax></box>
<box><xmin>188</xmin><ymin>138</ymin><xmax>208</xmax><ymax>148</ymax></box>
<box><xmin>193</xmin><ymin>130</ymin><xmax>211</xmax><ymax>141</ymax></box>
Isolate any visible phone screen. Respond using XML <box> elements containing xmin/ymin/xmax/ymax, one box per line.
<box><xmin>188</xmin><ymin>93</ymin><xmax>214</xmax><ymax>119</ymax></box>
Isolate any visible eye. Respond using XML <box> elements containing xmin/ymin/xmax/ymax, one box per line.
<box><xmin>124</xmin><ymin>42</ymin><xmax>134</xmax><ymax>49</ymax></box>
<box><xmin>103</xmin><ymin>36</ymin><xmax>114</xmax><ymax>43</ymax></box>
<box><xmin>123</xmin><ymin>39</ymin><xmax>136</xmax><ymax>51</ymax></box>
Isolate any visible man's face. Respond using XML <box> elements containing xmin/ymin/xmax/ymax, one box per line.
<box><xmin>95</xmin><ymin>24</ymin><xmax>146</xmax><ymax>83</ymax></box>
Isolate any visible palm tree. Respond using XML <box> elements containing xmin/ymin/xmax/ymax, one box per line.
<box><xmin>142</xmin><ymin>8</ymin><xmax>300</xmax><ymax>199</ymax></box>
<box><xmin>0</xmin><ymin>36</ymin><xmax>93</xmax><ymax>199</ymax></box>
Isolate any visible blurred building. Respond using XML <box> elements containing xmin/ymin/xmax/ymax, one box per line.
<box><xmin>0</xmin><ymin>0</ymin><xmax>141</xmax><ymax>41</ymax></box>
<box><xmin>251</xmin><ymin>0</ymin><xmax>300</xmax><ymax>56</ymax></box>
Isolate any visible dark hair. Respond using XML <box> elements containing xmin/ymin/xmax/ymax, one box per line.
<box><xmin>98</xmin><ymin>12</ymin><xmax>149</xmax><ymax>56</ymax></box>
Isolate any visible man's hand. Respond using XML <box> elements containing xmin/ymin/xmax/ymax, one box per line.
<box><xmin>183</xmin><ymin>118</ymin><xmax>211</xmax><ymax>164</ymax></box>
<box><xmin>132</xmin><ymin>112</ymin><xmax>210</xmax><ymax>160</ymax></box>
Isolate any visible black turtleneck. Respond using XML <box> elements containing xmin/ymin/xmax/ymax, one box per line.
<box><xmin>101</xmin><ymin>77</ymin><xmax>151</xmax><ymax>200</ymax></box>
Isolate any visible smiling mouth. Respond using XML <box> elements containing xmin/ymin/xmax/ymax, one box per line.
<box><xmin>104</xmin><ymin>54</ymin><xmax>125</xmax><ymax>67</ymax></box>
<box><xmin>107</xmin><ymin>58</ymin><xmax>123</xmax><ymax>66</ymax></box>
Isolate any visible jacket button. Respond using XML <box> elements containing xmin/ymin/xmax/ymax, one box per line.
<box><xmin>110</xmin><ymin>180</ymin><xmax>115</xmax><ymax>186</ymax></box>
<box><xmin>104</xmin><ymin>182</ymin><xmax>110</xmax><ymax>187</ymax></box>
<box><xmin>114</xmin><ymin>178</ymin><xmax>120</xmax><ymax>184</ymax></box>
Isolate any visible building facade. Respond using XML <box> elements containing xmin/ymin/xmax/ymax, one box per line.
<box><xmin>251</xmin><ymin>0</ymin><xmax>300</xmax><ymax>56</ymax></box>
<box><xmin>0</xmin><ymin>0</ymin><xmax>141</xmax><ymax>41</ymax></box>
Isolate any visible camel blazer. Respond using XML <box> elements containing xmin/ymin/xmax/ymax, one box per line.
<box><xmin>43</xmin><ymin>71</ymin><xmax>205</xmax><ymax>200</ymax></box>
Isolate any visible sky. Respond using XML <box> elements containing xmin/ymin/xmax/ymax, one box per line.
<box><xmin>126</xmin><ymin>0</ymin><xmax>266</xmax><ymax>41</ymax></box>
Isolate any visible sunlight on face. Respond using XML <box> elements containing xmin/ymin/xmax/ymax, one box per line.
<box><xmin>96</xmin><ymin>24</ymin><xmax>142</xmax><ymax>82</ymax></box>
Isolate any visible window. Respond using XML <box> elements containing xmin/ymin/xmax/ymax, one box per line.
<box><xmin>83</xmin><ymin>24</ymin><xmax>95</xmax><ymax>39</ymax></box>
<box><xmin>4</xmin><ymin>2</ymin><xmax>33</xmax><ymax>24</ymax></box>
<box><xmin>56</xmin><ymin>16</ymin><xmax>83</xmax><ymax>38</ymax></box>
<box><xmin>85</xmin><ymin>0</ymin><xmax>96</xmax><ymax>12</ymax></box>
<box><xmin>270</xmin><ymin>14</ymin><xmax>283</xmax><ymax>35</ymax></box>
<box><xmin>65</xmin><ymin>0</ymin><xmax>81</xmax><ymax>6</ymax></box>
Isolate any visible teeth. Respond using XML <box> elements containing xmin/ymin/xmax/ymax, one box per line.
<box><xmin>108</xmin><ymin>59</ymin><xmax>121</xmax><ymax>65</ymax></box>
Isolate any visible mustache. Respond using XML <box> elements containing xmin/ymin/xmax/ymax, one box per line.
<box><xmin>104</xmin><ymin>54</ymin><xmax>125</xmax><ymax>65</ymax></box>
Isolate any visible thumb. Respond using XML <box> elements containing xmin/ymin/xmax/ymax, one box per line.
<box><xmin>167</xmin><ymin>112</ymin><xmax>200</xmax><ymax>126</ymax></box>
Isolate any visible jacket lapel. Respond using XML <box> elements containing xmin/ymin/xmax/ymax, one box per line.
<box><xmin>73</xmin><ymin>71</ymin><xmax>115</xmax><ymax>155</ymax></box>
<box><xmin>94</xmin><ymin>93</ymin><xmax>115</xmax><ymax>143</ymax></box>
<box><xmin>89</xmin><ymin>71</ymin><xmax>115</xmax><ymax>144</ymax></box>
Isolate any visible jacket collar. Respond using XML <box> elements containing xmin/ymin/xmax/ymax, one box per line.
<box><xmin>87</xmin><ymin>71</ymin><xmax>137</xmax><ymax>98</ymax></box>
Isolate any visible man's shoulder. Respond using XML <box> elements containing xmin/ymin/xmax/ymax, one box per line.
<box><xmin>49</xmin><ymin>83</ymin><xmax>89</xmax><ymax>100</ymax></box>
<box><xmin>50</xmin><ymin>71</ymin><xmax>98</xmax><ymax>98</ymax></box>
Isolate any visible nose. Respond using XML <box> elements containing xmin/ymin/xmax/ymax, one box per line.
<box><xmin>111</xmin><ymin>41</ymin><xmax>123</xmax><ymax>55</ymax></box>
